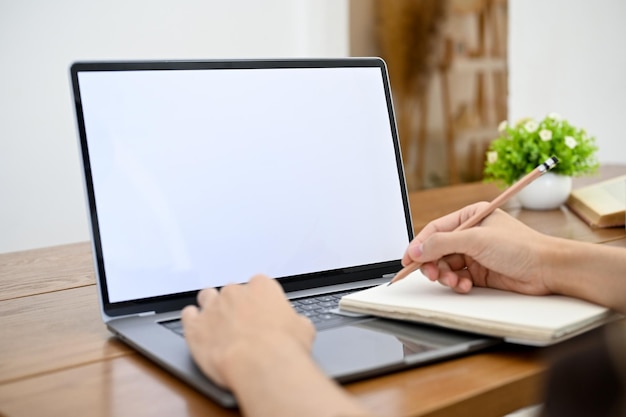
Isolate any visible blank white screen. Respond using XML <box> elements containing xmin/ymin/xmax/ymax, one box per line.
<box><xmin>78</xmin><ymin>66</ymin><xmax>410</xmax><ymax>302</ymax></box>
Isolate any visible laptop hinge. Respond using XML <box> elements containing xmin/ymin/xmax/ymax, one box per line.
<box><xmin>382</xmin><ymin>273</ymin><xmax>396</xmax><ymax>279</ymax></box>
<box><xmin>138</xmin><ymin>311</ymin><xmax>156</xmax><ymax>317</ymax></box>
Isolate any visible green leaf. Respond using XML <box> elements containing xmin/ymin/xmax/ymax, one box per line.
<box><xmin>483</xmin><ymin>114</ymin><xmax>599</xmax><ymax>186</ymax></box>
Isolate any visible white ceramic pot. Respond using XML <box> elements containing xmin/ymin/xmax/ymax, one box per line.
<box><xmin>516</xmin><ymin>172</ymin><xmax>572</xmax><ymax>210</ymax></box>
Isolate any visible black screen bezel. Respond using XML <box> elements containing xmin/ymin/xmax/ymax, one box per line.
<box><xmin>70</xmin><ymin>58</ymin><xmax>414</xmax><ymax>317</ymax></box>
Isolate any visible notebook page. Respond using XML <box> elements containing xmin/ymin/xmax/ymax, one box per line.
<box><xmin>340</xmin><ymin>271</ymin><xmax>611</xmax><ymax>344</ymax></box>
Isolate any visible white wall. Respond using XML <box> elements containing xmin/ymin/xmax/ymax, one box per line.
<box><xmin>509</xmin><ymin>0</ymin><xmax>626</xmax><ymax>164</ymax></box>
<box><xmin>0</xmin><ymin>0</ymin><xmax>348</xmax><ymax>253</ymax></box>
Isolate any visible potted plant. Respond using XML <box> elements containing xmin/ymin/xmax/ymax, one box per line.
<box><xmin>483</xmin><ymin>113</ymin><xmax>599</xmax><ymax>209</ymax></box>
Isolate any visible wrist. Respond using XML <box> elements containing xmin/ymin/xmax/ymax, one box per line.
<box><xmin>540</xmin><ymin>237</ymin><xmax>602</xmax><ymax>301</ymax></box>
<box><xmin>219</xmin><ymin>334</ymin><xmax>310</xmax><ymax>394</ymax></box>
<box><xmin>219</xmin><ymin>335</ymin><xmax>372</xmax><ymax>417</ymax></box>
<box><xmin>539</xmin><ymin>236</ymin><xmax>576</xmax><ymax>295</ymax></box>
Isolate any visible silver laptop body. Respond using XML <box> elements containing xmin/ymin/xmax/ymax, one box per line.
<box><xmin>70</xmin><ymin>58</ymin><xmax>499</xmax><ymax>407</ymax></box>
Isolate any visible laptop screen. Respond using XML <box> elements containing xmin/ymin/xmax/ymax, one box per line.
<box><xmin>72</xmin><ymin>59</ymin><xmax>412</xmax><ymax>308</ymax></box>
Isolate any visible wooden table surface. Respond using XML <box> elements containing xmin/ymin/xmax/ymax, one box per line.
<box><xmin>2</xmin><ymin>167</ymin><xmax>625</xmax><ymax>417</ymax></box>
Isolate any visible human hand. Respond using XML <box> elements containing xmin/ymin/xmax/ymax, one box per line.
<box><xmin>402</xmin><ymin>202</ymin><xmax>553</xmax><ymax>295</ymax></box>
<box><xmin>181</xmin><ymin>274</ymin><xmax>315</xmax><ymax>389</ymax></box>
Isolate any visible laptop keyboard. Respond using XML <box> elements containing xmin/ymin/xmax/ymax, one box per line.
<box><xmin>289</xmin><ymin>290</ymin><xmax>356</xmax><ymax>326</ymax></box>
<box><xmin>161</xmin><ymin>289</ymin><xmax>364</xmax><ymax>337</ymax></box>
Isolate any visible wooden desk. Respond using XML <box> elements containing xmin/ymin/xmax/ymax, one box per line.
<box><xmin>2</xmin><ymin>173</ymin><xmax>625</xmax><ymax>417</ymax></box>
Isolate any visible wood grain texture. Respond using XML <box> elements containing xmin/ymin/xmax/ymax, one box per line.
<box><xmin>409</xmin><ymin>181</ymin><xmax>501</xmax><ymax>232</ymax></box>
<box><xmin>0</xmin><ymin>285</ymin><xmax>130</xmax><ymax>384</ymax></box>
<box><xmin>345</xmin><ymin>347</ymin><xmax>547</xmax><ymax>417</ymax></box>
<box><xmin>506</xmin><ymin>206</ymin><xmax>626</xmax><ymax>243</ymax></box>
<box><xmin>0</xmin><ymin>355</ymin><xmax>239</xmax><ymax>417</ymax></box>
<box><xmin>0</xmin><ymin>343</ymin><xmax>547</xmax><ymax>417</ymax></box>
<box><xmin>0</xmin><ymin>242</ymin><xmax>94</xmax><ymax>301</ymax></box>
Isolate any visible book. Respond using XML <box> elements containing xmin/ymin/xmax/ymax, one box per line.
<box><xmin>339</xmin><ymin>271</ymin><xmax>616</xmax><ymax>346</ymax></box>
<box><xmin>566</xmin><ymin>175</ymin><xmax>626</xmax><ymax>228</ymax></box>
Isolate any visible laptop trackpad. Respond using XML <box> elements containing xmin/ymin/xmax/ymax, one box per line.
<box><xmin>312</xmin><ymin>318</ymin><xmax>497</xmax><ymax>383</ymax></box>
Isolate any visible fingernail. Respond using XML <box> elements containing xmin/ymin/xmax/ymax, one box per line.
<box><xmin>409</xmin><ymin>242</ymin><xmax>423</xmax><ymax>258</ymax></box>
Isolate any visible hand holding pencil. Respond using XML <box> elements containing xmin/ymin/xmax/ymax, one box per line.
<box><xmin>388</xmin><ymin>156</ymin><xmax>559</xmax><ymax>286</ymax></box>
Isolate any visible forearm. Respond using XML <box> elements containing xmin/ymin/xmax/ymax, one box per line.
<box><xmin>224</xmin><ymin>337</ymin><xmax>373</xmax><ymax>417</ymax></box>
<box><xmin>543</xmin><ymin>237</ymin><xmax>626</xmax><ymax>312</ymax></box>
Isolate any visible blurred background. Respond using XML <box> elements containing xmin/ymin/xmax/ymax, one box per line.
<box><xmin>2</xmin><ymin>0</ymin><xmax>625</xmax><ymax>253</ymax></box>
<box><xmin>352</xmin><ymin>0</ymin><xmax>508</xmax><ymax>189</ymax></box>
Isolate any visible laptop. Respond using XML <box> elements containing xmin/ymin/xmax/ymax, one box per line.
<box><xmin>70</xmin><ymin>58</ymin><xmax>499</xmax><ymax>407</ymax></box>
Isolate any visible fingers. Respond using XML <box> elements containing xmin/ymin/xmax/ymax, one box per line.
<box><xmin>181</xmin><ymin>304</ymin><xmax>199</xmax><ymax>321</ymax></box>
<box><xmin>402</xmin><ymin>241</ymin><xmax>422</xmax><ymax>266</ymax></box>
<box><xmin>245</xmin><ymin>275</ymin><xmax>316</xmax><ymax>344</ymax></box>
<box><xmin>197</xmin><ymin>287</ymin><xmax>219</xmax><ymax>309</ymax></box>
<box><xmin>246</xmin><ymin>274</ymin><xmax>285</xmax><ymax>300</ymax></box>
<box><xmin>417</xmin><ymin>249</ymin><xmax>477</xmax><ymax>295</ymax></box>
<box><xmin>196</xmin><ymin>275</ymin><xmax>273</xmax><ymax>310</ymax></box>
<box><xmin>405</xmin><ymin>204</ymin><xmax>549</xmax><ymax>295</ymax></box>
<box><xmin>421</xmin><ymin>262</ymin><xmax>474</xmax><ymax>293</ymax></box>
<box><xmin>179</xmin><ymin>273</ymin><xmax>326</xmax><ymax>398</ymax></box>
<box><xmin>447</xmin><ymin>275</ymin><xmax>474</xmax><ymax>294</ymax></box>
<box><xmin>248</xmin><ymin>273</ymin><xmax>273</xmax><ymax>286</ymax></box>
<box><xmin>419</xmin><ymin>229</ymin><xmax>484</xmax><ymax>265</ymax></box>
<box><xmin>189</xmin><ymin>274</ymin><xmax>309</xmax><ymax>340</ymax></box>
<box><xmin>404</xmin><ymin>202</ymin><xmax>491</xmax><ymax>265</ymax></box>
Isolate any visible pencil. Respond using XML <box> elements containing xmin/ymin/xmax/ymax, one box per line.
<box><xmin>388</xmin><ymin>156</ymin><xmax>559</xmax><ymax>286</ymax></box>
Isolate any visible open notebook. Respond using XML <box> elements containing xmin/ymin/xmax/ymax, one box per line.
<box><xmin>340</xmin><ymin>271</ymin><xmax>616</xmax><ymax>346</ymax></box>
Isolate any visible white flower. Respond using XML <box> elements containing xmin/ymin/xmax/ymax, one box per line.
<box><xmin>524</xmin><ymin>120</ymin><xmax>539</xmax><ymax>133</ymax></box>
<box><xmin>539</xmin><ymin>129</ymin><xmax>553</xmax><ymax>141</ymax></box>
<box><xmin>498</xmin><ymin>120</ymin><xmax>508</xmax><ymax>133</ymax></box>
<box><xmin>565</xmin><ymin>135</ymin><xmax>577</xmax><ymax>149</ymax></box>
<box><xmin>547</xmin><ymin>112</ymin><xmax>561</xmax><ymax>120</ymax></box>
<box><xmin>487</xmin><ymin>151</ymin><xmax>498</xmax><ymax>164</ymax></box>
